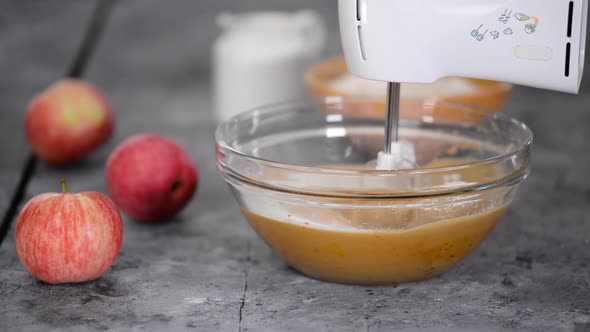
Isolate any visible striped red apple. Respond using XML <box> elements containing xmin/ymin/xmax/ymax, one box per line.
<box><xmin>106</xmin><ymin>134</ymin><xmax>198</xmax><ymax>223</ymax></box>
<box><xmin>25</xmin><ymin>79</ymin><xmax>114</xmax><ymax>164</ymax></box>
<box><xmin>15</xmin><ymin>180</ymin><xmax>123</xmax><ymax>284</ymax></box>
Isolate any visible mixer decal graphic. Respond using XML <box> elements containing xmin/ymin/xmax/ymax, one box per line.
<box><xmin>515</xmin><ymin>12</ymin><xmax>540</xmax><ymax>34</ymax></box>
<box><xmin>471</xmin><ymin>24</ymin><xmax>488</xmax><ymax>41</ymax></box>
<box><xmin>498</xmin><ymin>9</ymin><xmax>512</xmax><ymax>24</ymax></box>
<box><xmin>471</xmin><ymin>9</ymin><xmax>539</xmax><ymax>41</ymax></box>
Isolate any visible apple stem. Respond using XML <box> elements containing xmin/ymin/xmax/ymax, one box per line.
<box><xmin>61</xmin><ymin>178</ymin><xmax>67</xmax><ymax>194</ymax></box>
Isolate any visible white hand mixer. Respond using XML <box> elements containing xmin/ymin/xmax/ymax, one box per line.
<box><xmin>339</xmin><ymin>0</ymin><xmax>588</xmax><ymax>169</ymax></box>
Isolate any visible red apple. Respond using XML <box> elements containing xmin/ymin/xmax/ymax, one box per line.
<box><xmin>15</xmin><ymin>180</ymin><xmax>123</xmax><ymax>284</ymax></box>
<box><xmin>105</xmin><ymin>134</ymin><xmax>198</xmax><ymax>223</ymax></box>
<box><xmin>25</xmin><ymin>79</ymin><xmax>114</xmax><ymax>164</ymax></box>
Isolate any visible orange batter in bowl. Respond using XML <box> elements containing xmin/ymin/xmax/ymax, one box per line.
<box><xmin>241</xmin><ymin>158</ymin><xmax>509</xmax><ymax>285</ymax></box>
<box><xmin>243</xmin><ymin>202</ymin><xmax>507</xmax><ymax>285</ymax></box>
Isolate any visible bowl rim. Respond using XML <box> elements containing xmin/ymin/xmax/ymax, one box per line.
<box><xmin>215</xmin><ymin>98</ymin><xmax>533</xmax><ymax>197</ymax></box>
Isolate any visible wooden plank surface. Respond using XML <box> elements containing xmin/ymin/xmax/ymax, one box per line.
<box><xmin>1</xmin><ymin>1</ymin><xmax>590</xmax><ymax>331</ymax></box>
<box><xmin>0</xmin><ymin>2</ymin><xmax>98</xmax><ymax>221</ymax></box>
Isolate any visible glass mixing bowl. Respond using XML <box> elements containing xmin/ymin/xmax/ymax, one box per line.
<box><xmin>215</xmin><ymin>97</ymin><xmax>532</xmax><ymax>285</ymax></box>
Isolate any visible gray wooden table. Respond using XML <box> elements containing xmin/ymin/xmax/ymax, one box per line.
<box><xmin>1</xmin><ymin>1</ymin><xmax>589</xmax><ymax>331</ymax></box>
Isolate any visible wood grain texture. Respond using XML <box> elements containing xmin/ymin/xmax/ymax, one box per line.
<box><xmin>0</xmin><ymin>2</ymin><xmax>99</xmax><ymax>237</ymax></box>
<box><xmin>1</xmin><ymin>1</ymin><xmax>589</xmax><ymax>331</ymax></box>
<box><xmin>0</xmin><ymin>1</ymin><xmax>102</xmax><ymax>167</ymax></box>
